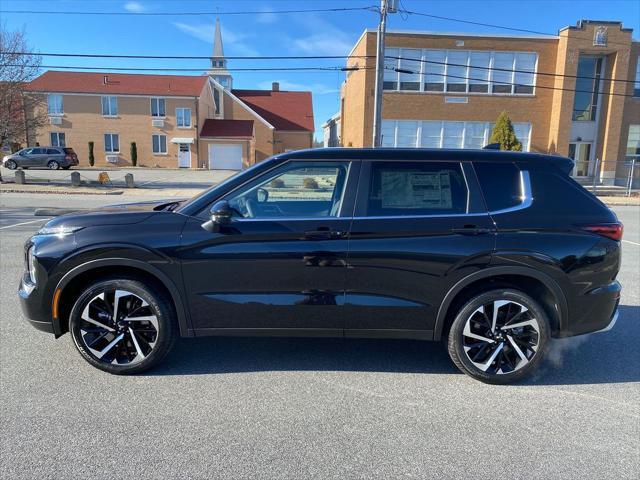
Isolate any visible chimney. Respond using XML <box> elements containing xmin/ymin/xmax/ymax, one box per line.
<box><xmin>272</xmin><ymin>82</ymin><xmax>279</xmax><ymax>92</ymax></box>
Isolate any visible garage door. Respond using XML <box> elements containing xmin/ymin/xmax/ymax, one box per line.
<box><xmin>208</xmin><ymin>144</ymin><xmax>243</xmax><ymax>170</ymax></box>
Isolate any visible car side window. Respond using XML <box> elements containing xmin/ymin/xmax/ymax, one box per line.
<box><xmin>226</xmin><ymin>161</ymin><xmax>350</xmax><ymax>219</ymax></box>
<box><xmin>365</xmin><ymin>161</ymin><xmax>468</xmax><ymax>216</ymax></box>
<box><xmin>473</xmin><ymin>162</ymin><xmax>522</xmax><ymax>211</ymax></box>
<box><xmin>32</xmin><ymin>148</ymin><xmax>45</xmax><ymax>155</ymax></box>
<box><xmin>46</xmin><ymin>149</ymin><xmax>59</xmax><ymax>155</ymax></box>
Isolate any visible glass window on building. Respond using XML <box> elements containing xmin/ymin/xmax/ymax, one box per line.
<box><xmin>572</xmin><ymin>57</ymin><xmax>602</xmax><ymax>121</ymax></box>
<box><xmin>463</xmin><ymin>122</ymin><xmax>486</xmax><ymax>149</ymax></box>
<box><xmin>101</xmin><ymin>96</ymin><xmax>118</xmax><ymax>116</ymax></box>
<box><xmin>104</xmin><ymin>134</ymin><xmax>119</xmax><ymax>153</ymax></box>
<box><xmin>47</xmin><ymin>94</ymin><xmax>63</xmax><ymax>115</ymax></box>
<box><xmin>151</xmin><ymin>97</ymin><xmax>166</xmax><ymax>117</ymax></box>
<box><xmin>424</xmin><ymin>50</ymin><xmax>446</xmax><ymax>92</ymax></box>
<box><xmin>383</xmin><ymin>48</ymin><xmax>400</xmax><ymax>90</ymax></box>
<box><xmin>514</xmin><ymin>53</ymin><xmax>536</xmax><ymax>94</ymax></box>
<box><xmin>381</xmin><ymin>121</ymin><xmax>396</xmax><ymax>147</ymax></box>
<box><xmin>50</xmin><ymin>132</ymin><xmax>65</xmax><ymax>147</ymax></box>
<box><xmin>468</xmin><ymin>52</ymin><xmax>491</xmax><ymax>93</ymax></box>
<box><xmin>446</xmin><ymin>51</ymin><xmax>468</xmax><ymax>93</ymax></box>
<box><xmin>396</xmin><ymin>121</ymin><xmax>419</xmax><ymax>147</ymax></box>
<box><xmin>634</xmin><ymin>57</ymin><xmax>640</xmax><ymax>97</ymax></box>
<box><xmin>421</xmin><ymin>121</ymin><xmax>442</xmax><ymax>148</ymax></box>
<box><xmin>152</xmin><ymin>134</ymin><xmax>167</xmax><ymax>154</ymax></box>
<box><xmin>176</xmin><ymin>108</ymin><xmax>191</xmax><ymax>127</ymax></box>
<box><xmin>399</xmin><ymin>49</ymin><xmax>421</xmax><ymax>91</ymax></box>
<box><xmin>491</xmin><ymin>53</ymin><xmax>515</xmax><ymax>94</ymax></box>
<box><xmin>442</xmin><ymin>122</ymin><xmax>464</xmax><ymax>148</ymax></box>
<box><xmin>627</xmin><ymin>125</ymin><xmax>640</xmax><ymax>158</ymax></box>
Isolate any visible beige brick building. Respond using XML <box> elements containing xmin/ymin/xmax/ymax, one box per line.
<box><xmin>338</xmin><ymin>20</ymin><xmax>640</xmax><ymax>186</ymax></box>
<box><xmin>23</xmin><ymin>18</ymin><xmax>313</xmax><ymax>170</ymax></box>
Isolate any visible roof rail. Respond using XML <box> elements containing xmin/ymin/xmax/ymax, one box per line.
<box><xmin>483</xmin><ymin>143</ymin><xmax>501</xmax><ymax>150</ymax></box>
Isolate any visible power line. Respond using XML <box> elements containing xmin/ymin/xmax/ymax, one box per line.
<box><xmin>387</xmin><ymin>67</ymin><xmax>635</xmax><ymax>98</ymax></box>
<box><xmin>398</xmin><ymin>9</ymin><xmax>635</xmax><ymax>49</ymax></box>
<box><xmin>0</xmin><ymin>6</ymin><xmax>377</xmax><ymax>16</ymax></box>
<box><xmin>9</xmin><ymin>64</ymin><xmax>374</xmax><ymax>73</ymax></box>
<box><xmin>3</xmin><ymin>51</ymin><xmax>636</xmax><ymax>84</ymax></box>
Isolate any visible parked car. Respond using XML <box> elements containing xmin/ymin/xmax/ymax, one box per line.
<box><xmin>2</xmin><ymin>147</ymin><xmax>79</xmax><ymax>170</ymax></box>
<box><xmin>19</xmin><ymin>148</ymin><xmax>622</xmax><ymax>383</ymax></box>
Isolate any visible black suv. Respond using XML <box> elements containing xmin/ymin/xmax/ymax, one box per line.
<box><xmin>19</xmin><ymin>148</ymin><xmax>622</xmax><ymax>383</ymax></box>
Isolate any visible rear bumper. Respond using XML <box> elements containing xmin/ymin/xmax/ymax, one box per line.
<box><xmin>595</xmin><ymin>308</ymin><xmax>619</xmax><ymax>333</ymax></box>
<box><xmin>562</xmin><ymin>280</ymin><xmax>621</xmax><ymax>337</ymax></box>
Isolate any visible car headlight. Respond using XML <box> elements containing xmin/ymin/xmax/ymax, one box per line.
<box><xmin>36</xmin><ymin>225</ymin><xmax>84</xmax><ymax>236</ymax></box>
<box><xmin>27</xmin><ymin>246</ymin><xmax>37</xmax><ymax>284</ymax></box>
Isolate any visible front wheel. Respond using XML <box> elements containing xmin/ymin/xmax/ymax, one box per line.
<box><xmin>69</xmin><ymin>278</ymin><xmax>176</xmax><ymax>374</ymax></box>
<box><xmin>4</xmin><ymin>160</ymin><xmax>17</xmax><ymax>170</ymax></box>
<box><xmin>447</xmin><ymin>289</ymin><xmax>549</xmax><ymax>384</ymax></box>
<box><xmin>47</xmin><ymin>160</ymin><xmax>60</xmax><ymax>170</ymax></box>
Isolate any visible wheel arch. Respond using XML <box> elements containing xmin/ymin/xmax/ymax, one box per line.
<box><xmin>434</xmin><ymin>266</ymin><xmax>568</xmax><ymax>341</ymax></box>
<box><xmin>53</xmin><ymin>258</ymin><xmax>193</xmax><ymax>338</ymax></box>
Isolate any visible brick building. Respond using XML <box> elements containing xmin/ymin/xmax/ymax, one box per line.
<box><xmin>339</xmin><ymin>20</ymin><xmax>639</xmax><ymax>186</ymax></box>
<box><xmin>23</xmin><ymin>18</ymin><xmax>314</xmax><ymax>169</ymax></box>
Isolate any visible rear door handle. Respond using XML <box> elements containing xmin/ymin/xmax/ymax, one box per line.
<box><xmin>452</xmin><ymin>226</ymin><xmax>492</xmax><ymax>236</ymax></box>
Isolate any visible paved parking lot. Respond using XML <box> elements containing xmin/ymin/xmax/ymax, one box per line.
<box><xmin>1</xmin><ymin>197</ymin><xmax>638</xmax><ymax>479</ymax></box>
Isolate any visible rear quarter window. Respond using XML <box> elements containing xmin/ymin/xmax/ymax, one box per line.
<box><xmin>473</xmin><ymin>162</ymin><xmax>522</xmax><ymax>211</ymax></box>
<box><xmin>529</xmin><ymin>169</ymin><xmax>610</xmax><ymax>215</ymax></box>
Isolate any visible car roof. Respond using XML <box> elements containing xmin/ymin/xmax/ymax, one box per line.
<box><xmin>275</xmin><ymin>147</ymin><xmax>574</xmax><ymax>173</ymax></box>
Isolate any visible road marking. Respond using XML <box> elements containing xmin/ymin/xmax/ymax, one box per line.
<box><xmin>0</xmin><ymin>218</ymin><xmax>51</xmax><ymax>230</ymax></box>
<box><xmin>622</xmin><ymin>239</ymin><xmax>640</xmax><ymax>246</ymax></box>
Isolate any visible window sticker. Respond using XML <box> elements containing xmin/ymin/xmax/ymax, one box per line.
<box><xmin>380</xmin><ymin>171</ymin><xmax>453</xmax><ymax>209</ymax></box>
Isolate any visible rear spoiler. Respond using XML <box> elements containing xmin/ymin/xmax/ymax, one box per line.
<box><xmin>482</xmin><ymin>143</ymin><xmax>574</xmax><ymax>175</ymax></box>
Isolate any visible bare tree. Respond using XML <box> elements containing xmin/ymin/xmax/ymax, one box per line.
<box><xmin>0</xmin><ymin>25</ymin><xmax>45</xmax><ymax>152</ymax></box>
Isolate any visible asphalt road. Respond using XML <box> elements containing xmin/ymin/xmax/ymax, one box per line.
<box><xmin>1</xmin><ymin>197</ymin><xmax>638</xmax><ymax>479</ymax></box>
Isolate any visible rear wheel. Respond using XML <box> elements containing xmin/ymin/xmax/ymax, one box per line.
<box><xmin>47</xmin><ymin>160</ymin><xmax>60</xmax><ymax>170</ymax></box>
<box><xmin>4</xmin><ymin>160</ymin><xmax>17</xmax><ymax>170</ymax></box>
<box><xmin>69</xmin><ymin>278</ymin><xmax>176</xmax><ymax>374</ymax></box>
<box><xmin>447</xmin><ymin>289</ymin><xmax>549</xmax><ymax>384</ymax></box>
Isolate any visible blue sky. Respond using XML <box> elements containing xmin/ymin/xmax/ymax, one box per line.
<box><xmin>3</xmin><ymin>0</ymin><xmax>639</xmax><ymax>139</ymax></box>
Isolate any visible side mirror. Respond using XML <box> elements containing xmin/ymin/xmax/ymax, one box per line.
<box><xmin>201</xmin><ymin>200</ymin><xmax>234</xmax><ymax>232</ymax></box>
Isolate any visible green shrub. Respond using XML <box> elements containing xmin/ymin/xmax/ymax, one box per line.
<box><xmin>270</xmin><ymin>178</ymin><xmax>285</xmax><ymax>188</ymax></box>
<box><xmin>88</xmin><ymin>141</ymin><xmax>95</xmax><ymax>166</ymax></box>
<box><xmin>303</xmin><ymin>177</ymin><xmax>319</xmax><ymax>190</ymax></box>
<box><xmin>130</xmin><ymin>142</ymin><xmax>138</xmax><ymax>167</ymax></box>
<box><xmin>489</xmin><ymin>111</ymin><xmax>522</xmax><ymax>151</ymax></box>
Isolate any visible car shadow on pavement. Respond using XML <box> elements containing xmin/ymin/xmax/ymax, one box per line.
<box><xmin>150</xmin><ymin>304</ymin><xmax>639</xmax><ymax>385</ymax></box>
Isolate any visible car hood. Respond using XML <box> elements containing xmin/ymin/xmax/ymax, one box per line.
<box><xmin>42</xmin><ymin>198</ymin><xmax>185</xmax><ymax>229</ymax></box>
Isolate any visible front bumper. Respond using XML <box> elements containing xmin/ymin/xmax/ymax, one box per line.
<box><xmin>19</xmin><ymin>277</ymin><xmax>56</xmax><ymax>335</ymax></box>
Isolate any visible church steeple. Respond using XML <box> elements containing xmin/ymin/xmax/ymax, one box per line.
<box><xmin>208</xmin><ymin>17</ymin><xmax>232</xmax><ymax>89</ymax></box>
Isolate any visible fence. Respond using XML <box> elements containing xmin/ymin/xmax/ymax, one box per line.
<box><xmin>572</xmin><ymin>157</ymin><xmax>639</xmax><ymax>196</ymax></box>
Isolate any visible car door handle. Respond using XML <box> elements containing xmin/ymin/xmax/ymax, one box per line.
<box><xmin>303</xmin><ymin>229</ymin><xmax>346</xmax><ymax>240</ymax></box>
<box><xmin>451</xmin><ymin>226</ymin><xmax>492</xmax><ymax>235</ymax></box>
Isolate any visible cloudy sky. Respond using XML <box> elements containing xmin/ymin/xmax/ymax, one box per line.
<box><xmin>3</xmin><ymin>0</ymin><xmax>638</xmax><ymax>139</ymax></box>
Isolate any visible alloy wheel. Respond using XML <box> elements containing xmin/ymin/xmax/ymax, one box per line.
<box><xmin>462</xmin><ymin>299</ymin><xmax>540</xmax><ymax>375</ymax></box>
<box><xmin>48</xmin><ymin>161</ymin><xmax>60</xmax><ymax>169</ymax></box>
<box><xmin>78</xmin><ymin>289</ymin><xmax>159</xmax><ymax>365</ymax></box>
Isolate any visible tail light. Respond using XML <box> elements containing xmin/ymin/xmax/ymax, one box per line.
<box><xmin>65</xmin><ymin>155</ymin><xmax>72</xmax><ymax>160</ymax></box>
<box><xmin>581</xmin><ymin>223</ymin><xmax>623</xmax><ymax>241</ymax></box>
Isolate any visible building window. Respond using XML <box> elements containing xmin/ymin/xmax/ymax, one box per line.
<box><xmin>50</xmin><ymin>132</ymin><xmax>65</xmax><ymax>147</ymax></box>
<box><xmin>150</xmin><ymin>98</ymin><xmax>166</xmax><ymax>117</ymax></box>
<box><xmin>634</xmin><ymin>57</ymin><xmax>640</xmax><ymax>97</ymax></box>
<box><xmin>383</xmin><ymin>48</ymin><xmax>537</xmax><ymax>96</ymax></box>
<box><xmin>152</xmin><ymin>134</ymin><xmax>167</xmax><ymax>154</ymax></box>
<box><xmin>572</xmin><ymin>57</ymin><xmax>602</xmax><ymax>121</ymax></box>
<box><xmin>176</xmin><ymin>108</ymin><xmax>191</xmax><ymax>128</ymax></box>
<box><xmin>213</xmin><ymin>88</ymin><xmax>223</xmax><ymax>117</ymax></box>
<box><xmin>101</xmin><ymin>96</ymin><xmax>118</xmax><ymax>116</ymax></box>
<box><xmin>627</xmin><ymin>125</ymin><xmax>640</xmax><ymax>158</ymax></box>
<box><xmin>382</xmin><ymin>119</ymin><xmax>532</xmax><ymax>151</ymax></box>
<box><xmin>104</xmin><ymin>133</ymin><xmax>119</xmax><ymax>153</ymax></box>
<box><xmin>47</xmin><ymin>94</ymin><xmax>63</xmax><ymax>115</ymax></box>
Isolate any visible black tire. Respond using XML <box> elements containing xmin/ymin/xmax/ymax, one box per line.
<box><xmin>4</xmin><ymin>160</ymin><xmax>17</xmax><ymax>170</ymax></box>
<box><xmin>447</xmin><ymin>289</ymin><xmax>549</xmax><ymax>384</ymax></box>
<box><xmin>69</xmin><ymin>278</ymin><xmax>176</xmax><ymax>374</ymax></box>
<box><xmin>47</xmin><ymin>160</ymin><xmax>60</xmax><ymax>170</ymax></box>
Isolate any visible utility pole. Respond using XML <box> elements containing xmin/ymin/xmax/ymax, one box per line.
<box><xmin>372</xmin><ymin>0</ymin><xmax>397</xmax><ymax>147</ymax></box>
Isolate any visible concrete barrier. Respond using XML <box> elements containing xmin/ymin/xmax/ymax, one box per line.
<box><xmin>15</xmin><ymin>170</ymin><xmax>25</xmax><ymax>184</ymax></box>
<box><xmin>71</xmin><ymin>171</ymin><xmax>81</xmax><ymax>187</ymax></box>
<box><xmin>124</xmin><ymin>173</ymin><xmax>135</xmax><ymax>188</ymax></box>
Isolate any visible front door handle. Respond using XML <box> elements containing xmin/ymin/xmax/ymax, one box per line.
<box><xmin>303</xmin><ymin>229</ymin><xmax>346</xmax><ymax>240</ymax></box>
<box><xmin>452</xmin><ymin>226</ymin><xmax>492</xmax><ymax>235</ymax></box>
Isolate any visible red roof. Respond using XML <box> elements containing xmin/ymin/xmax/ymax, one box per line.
<box><xmin>200</xmin><ymin>119</ymin><xmax>254</xmax><ymax>138</ymax></box>
<box><xmin>232</xmin><ymin>89</ymin><xmax>314</xmax><ymax>132</ymax></box>
<box><xmin>26</xmin><ymin>71</ymin><xmax>208</xmax><ymax>96</ymax></box>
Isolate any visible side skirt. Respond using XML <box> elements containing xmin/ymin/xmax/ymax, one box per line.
<box><xmin>191</xmin><ymin>328</ymin><xmax>434</xmax><ymax>340</ymax></box>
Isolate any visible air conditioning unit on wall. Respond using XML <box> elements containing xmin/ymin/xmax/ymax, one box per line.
<box><xmin>49</xmin><ymin>116</ymin><xmax>62</xmax><ymax>125</ymax></box>
<box><xmin>106</xmin><ymin>155</ymin><xmax>119</xmax><ymax>163</ymax></box>
<box><xmin>152</xmin><ymin>119</ymin><xmax>164</xmax><ymax>127</ymax></box>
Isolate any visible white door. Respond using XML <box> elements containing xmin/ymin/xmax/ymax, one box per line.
<box><xmin>178</xmin><ymin>143</ymin><xmax>191</xmax><ymax>168</ymax></box>
<box><xmin>208</xmin><ymin>143</ymin><xmax>243</xmax><ymax>170</ymax></box>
